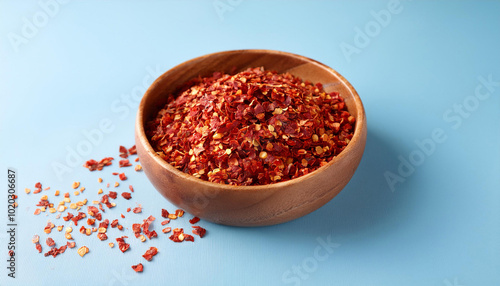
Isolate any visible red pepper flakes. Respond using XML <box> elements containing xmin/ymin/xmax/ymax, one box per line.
<box><xmin>122</xmin><ymin>192</ymin><xmax>132</xmax><ymax>200</ymax></box>
<box><xmin>192</xmin><ymin>226</ymin><xmax>207</xmax><ymax>238</ymax></box>
<box><xmin>119</xmin><ymin>146</ymin><xmax>128</xmax><ymax>158</ymax></box>
<box><xmin>127</xmin><ymin>208</ymin><xmax>131</xmax><ymax>212</ymax></box>
<box><xmin>169</xmin><ymin>228</ymin><xmax>186</xmax><ymax>242</ymax></box>
<box><xmin>63</xmin><ymin>212</ymin><xmax>74</xmax><ymax>222</ymax></box>
<box><xmin>147</xmin><ymin>67</ymin><xmax>355</xmax><ymax>186</ymax></box>
<box><xmin>70</xmin><ymin>212</ymin><xmax>86</xmax><ymax>226</ymax></box>
<box><xmin>116</xmin><ymin>236</ymin><xmax>130</xmax><ymax>253</ymax></box>
<box><xmin>128</xmin><ymin>145</ymin><xmax>137</xmax><ymax>155</ymax></box>
<box><xmin>44</xmin><ymin>244</ymin><xmax>67</xmax><ymax>258</ymax></box>
<box><xmin>101</xmin><ymin>194</ymin><xmax>114</xmax><ymax>209</ymax></box>
<box><xmin>189</xmin><ymin>217</ymin><xmax>200</xmax><ymax>224</ymax></box>
<box><xmin>175</xmin><ymin>209</ymin><xmax>184</xmax><ymax>217</ymax></box>
<box><xmin>35</xmin><ymin>243</ymin><xmax>42</xmax><ymax>253</ymax></box>
<box><xmin>67</xmin><ymin>241</ymin><xmax>76</xmax><ymax>248</ymax></box>
<box><xmin>35</xmin><ymin>182</ymin><xmax>42</xmax><ymax>189</ymax></box>
<box><xmin>32</xmin><ymin>234</ymin><xmax>40</xmax><ymax>244</ymax></box>
<box><xmin>134</xmin><ymin>157</ymin><xmax>140</xmax><ymax>162</ymax></box>
<box><xmin>142</xmin><ymin>247</ymin><xmax>158</xmax><ymax>261</ymax></box>
<box><xmin>142</xmin><ymin>216</ymin><xmax>157</xmax><ymax>239</ymax></box>
<box><xmin>108</xmin><ymin>191</ymin><xmax>118</xmax><ymax>199</ymax></box>
<box><xmin>121</xmin><ymin>214</ymin><xmax>125</xmax><ymax>218</ymax></box>
<box><xmin>161</xmin><ymin>209</ymin><xmax>169</xmax><ymax>218</ymax></box>
<box><xmin>111</xmin><ymin>219</ymin><xmax>119</xmax><ymax>228</ymax></box>
<box><xmin>161</xmin><ymin>219</ymin><xmax>170</xmax><ymax>226</ymax></box>
<box><xmin>112</xmin><ymin>172</ymin><xmax>119</xmax><ymax>175</ymax></box>
<box><xmin>83</xmin><ymin>157</ymin><xmax>114</xmax><ymax>171</ymax></box>
<box><xmin>132</xmin><ymin>263</ymin><xmax>143</xmax><ymax>273</ymax></box>
<box><xmin>133</xmin><ymin>205</ymin><xmax>142</xmax><ymax>214</ymax></box>
<box><xmin>46</xmin><ymin>237</ymin><xmax>55</xmax><ymax>247</ymax></box>
<box><xmin>128</xmin><ymin>185</ymin><xmax>134</xmax><ymax>192</ymax></box>
<box><xmin>118</xmin><ymin>173</ymin><xmax>128</xmax><ymax>181</ymax></box>
<box><xmin>119</xmin><ymin>159</ymin><xmax>132</xmax><ymax>168</ymax></box>
<box><xmin>44</xmin><ymin>222</ymin><xmax>55</xmax><ymax>234</ymax></box>
<box><xmin>87</xmin><ymin>206</ymin><xmax>102</xmax><ymax>221</ymax></box>
<box><xmin>34</xmin><ymin>209</ymin><xmax>41</xmax><ymax>215</ymax></box>
<box><xmin>44</xmin><ymin>187</ymin><xmax>50</xmax><ymax>191</ymax></box>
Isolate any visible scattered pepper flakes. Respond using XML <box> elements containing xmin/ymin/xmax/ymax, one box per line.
<box><xmin>83</xmin><ymin>157</ymin><xmax>114</xmax><ymax>171</ymax></box>
<box><xmin>118</xmin><ymin>173</ymin><xmax>127</xmax><ymax>181</ymax></box>
<box><xmin>72</xmin><ymin>182</ymin><xmax>80</xmax><ymax>189</ymax></box>
<box><xmin>161</xmin><ymin>219</ymin><xmax>170</xmax><ymax>226</ymax></box>
<box><xmin>67</xmin><ymin>241</ymin><xmax>76</xmax><ymax>248</ymax></box>
<box><xmin>97</xmin><ymin>188</ymin><xmax>103</xmax><ymax>194</ymax></box>
<box><xmin>98</xmin><ymin>177</ymin><xmax>103</xmax><ymax>183</ymax></box>
<box><xmin>131</xmin><ymin>263</ymin><xmax>143</xmax><ymax>273</ymax></box>
<box><xmin>77</xmin><ymin>246</ymin><xmax>89</xmax><ymax>257</ymax></box>
<box><xmin>135</xmin><ymin>165</ymin><xmax>142</xmax><ymax>171</ymax></box>
<box><xmin>114</xmin><ymin>182</ymin><xmax>120</xmax><ymax>187</ymax></box>
<box><xmin>54</xmin><ymin>190</ymin><xmax>60</xmax><ymax>196</ymax></box>
<box><xmin>128</xmin><ymin>185</ymin><xmax>134</xmax><ymax>192</ymax></box>
<box><xmin>109</xmin><ymin>243</ymin><xmax>114</xmax><ymax>248</ymax></box>
<box><xmin>74</xmin><ymin>191</ymin><xmax>80</xmax><ymax>196</ymax></box>
<box><xmin>162</xmin><ymin>227</ymin><xmax>171</xmax><ymax>233</ymax></box>
<box><xmin>134</xmin><ymin>157</ymin><xmax>139</xmax><ymax>162</ymax></box>
<box><xmin>121</xmin><ymin>192</ymin><xmax>132</xmax><ymax>200</ymax></box>
<box><xmin>25</xmin><ymin>188</ymin><xmax>31</xmax><ymax>194</ymax></box>
<box><xmin>34</xmin><ymin>209</ymin><xmax>41</xmax><ymax>215</ymax></box>
<box><xmin>132</xmin><ymin>205</ymin><xmax>142</xmax><ymax>214</ymax></box>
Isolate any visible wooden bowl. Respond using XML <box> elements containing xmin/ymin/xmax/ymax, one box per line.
<box><xmin>135</xmin><ymin>49</ymin><xmax>367</xmax><ymax>226</ymax></box>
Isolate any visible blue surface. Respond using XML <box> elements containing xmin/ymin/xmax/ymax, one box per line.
<box><xmin>1</xmin><ymin>1</ymin><xmax>499</xmax><ymax>285</ymax></box>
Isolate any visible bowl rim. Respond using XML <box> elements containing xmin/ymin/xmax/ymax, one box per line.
<box><xmin>136</xmin><ymin>49</ymin><xmax>366</xmax><ymax>192</ymax></box>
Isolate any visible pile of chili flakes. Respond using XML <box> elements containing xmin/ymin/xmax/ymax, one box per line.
<box><xmin>147</xmin><ymin>67</ymin><xmax>355</xmax><ymax>185</ymax></box>
<box><xmin>26</xmin><ymin>145</ymin><xmax>207</xmax><ymax>273</ymax></box>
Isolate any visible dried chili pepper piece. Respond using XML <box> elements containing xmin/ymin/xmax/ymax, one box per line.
<box><xmin>119</xmin><ymin>173</ymin><xmax>127</xmax><ymax>181</ymax></box>
<box><xmin>189</xmin><ymin>217</ymin><xmax>200</xmax><ymax>224</ymax></box>
<box><xmin>192</xmin><ymin>226</ymin><xmax>207</xmax><ymax>238</ymax></box>
<box><xmin>119</xmin><ymin>160</ymin><xmax>132</xmax><ymax>168</ymax></box>
<box><xmin>119</xmin><ymin>146</ymin><xmax>128</xmax><ymax>158</ymax></box>
<box><xmin>116</xmin><ymin>236</ymin><xmax>130</xmax><ymax>253</ymax></box>
<box><xmin>46</xmin><ymin>237</ymin><xmax>55</xmax><ymax>247</ymax></box>
<box><xmin>121</xmin><ymin>192</ymin><xmax>132</xmax><ymax>200</ymax></box>
<box><xmin>128</xmin><ymin>145</ymin><xmax>137</xmax><ymax>155</ymax></box>
<box><xmin>142</xmin><ymin>247</ymin><xmax>158</xmax><ymax>261</ymax></box>
<box><xmin>161</xmin><ymin>209</ymin><xmax>169</xmax><ymax>218</ymax></box>
<box><xmin>132</xmin><ymin>263</ymin><xmax>143</xmax><ymax>272</ymax></box>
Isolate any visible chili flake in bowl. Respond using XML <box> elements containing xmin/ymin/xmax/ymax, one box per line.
<box><xmin>136</xmin><ymin>50</ymin><xmax>366</xmax><ymax>226</ymax></box>
<box><xmin>146</xmin><ymin>67</ymin><xmax>355</xmax><ymax>186</ymax></box>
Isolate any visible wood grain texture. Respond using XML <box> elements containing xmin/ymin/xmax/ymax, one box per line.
<box><xmin>135</xmin><ymin>49</ymin><xmax>367</xmax><ymax>226</ymax></box>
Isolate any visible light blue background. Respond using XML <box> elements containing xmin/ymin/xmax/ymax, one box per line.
<box><xmin>1</xmin><ymin>1</ymin><xmax>499</xmax><ymax>285</ymax></box>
